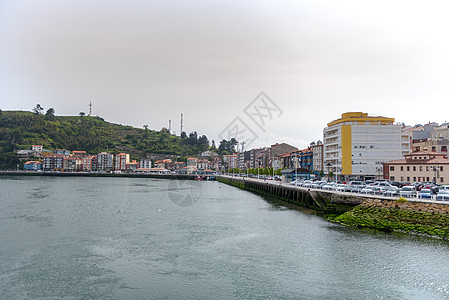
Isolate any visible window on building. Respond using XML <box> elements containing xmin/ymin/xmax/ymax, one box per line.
<box><xmin>407</xmin><ymin>176</ymin><xmax>410</xmax><ymax>181</ymax></box>
<box><xmin>400</xmin><ymin>176</ymin><xmax>404</xmax><ymax>181</ymax></box>
<box><xmin>407</xmin><ymin>166</ymin><xmax>410</xmax><ymax>171</ymax></box>
<box><xmin>420</xmin><ymin>166</ymin><xmax>423</xmax><ymax>171</ymax></box>
<box><xmin>426</xmin><ymin>177</ymin><xmax>430</xmax><ymax>181</ymax></box>
<box><xmin>413</xmin><ymin>166</ymin><xmax>416</xmax><ymax>171</ymax></box>
<box><xmin>390</xmin><ymin>176</ymin><xmax>395</xmax><ymax>181</ymax></box>
<box><xmin>390</xmin><ymin>166</ymin><xmax>394</xmax><ymax>171</ymax></box>
<box><xmin>441</xmin><ymin>166</ymin><xmax>444</xmax><ymax>171</ymax></box>
<box><xmin>441</xmin><ymin>177</ymin><xmax>444</xmax><ymax>182</ymax></box>
<box><xmin>442</xmin><ymin>146</ymin><xmax>447</xmax><ymax>152</ymax></box>
<box><xmin>432</xmin><ymin>146</ymin><xmax>436</xmax><ymax>152</ymax></box>
<box><xmin>413</xmin><ymin>177</ymin><xmax>416</xmax><ymax>182</ymax></box>
<box><xmin>400</xmin><ymin>166</ymin><xmax>404</xmax><ymax>171</ymax></box>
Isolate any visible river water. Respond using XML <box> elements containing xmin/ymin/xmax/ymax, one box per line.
<box><xmin>1</xmin><ymin>176</ymin><xmax>449</xmax><ymax>299</ymax></box>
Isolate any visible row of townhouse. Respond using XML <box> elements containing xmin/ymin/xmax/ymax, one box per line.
<box><xmin>38</xmin><ymin>149</ymin><xmax>147</xmax><ymax>172</ymax></box>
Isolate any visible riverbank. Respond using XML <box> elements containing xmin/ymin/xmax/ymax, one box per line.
<box><xmin>217</xmin><ymin>176</ymin><xmax>449</xmax><ymax>240</ymax></box>
<box><xmin>0</xmin><ymin>170</ymin><xmax>200</xmax><ymax>180</ymax></box>
<box><xmin>332</xmin><ymin>198</ymin><xmax>449</xmax><ymax>239</ymax></box>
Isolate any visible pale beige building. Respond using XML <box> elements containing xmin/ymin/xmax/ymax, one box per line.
<box><xmin>383</xmin><ymin>151</ymin><xmax>449</xmax><ymax>184</ymax></box>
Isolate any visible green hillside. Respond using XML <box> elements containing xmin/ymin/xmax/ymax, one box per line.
<box><xmin>0</xmin><ymin>110</ymin><xmax>212</xmax><ymax>169</ymax></box>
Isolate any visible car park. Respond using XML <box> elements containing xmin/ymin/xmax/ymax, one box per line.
<box><xmin>436</xmin><ymin>190</ymin><xmax>449</xmax><ymax>201</ymax></box>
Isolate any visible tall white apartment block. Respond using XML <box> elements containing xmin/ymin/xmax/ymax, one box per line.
<box><xmin>323</xmin><ymin>112</ymin><xmax>410</xmax><ymax>180</ymax></box>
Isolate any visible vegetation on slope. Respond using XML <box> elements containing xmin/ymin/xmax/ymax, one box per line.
<box><xmin>334</xmin><ymin>206</ymin><xmax>449</xmax><ymax>239</ymax></box>
<box><xmin>0</xmin><ymin>110</ymin><xmax>219</xmax><ymax>169</ymax></box>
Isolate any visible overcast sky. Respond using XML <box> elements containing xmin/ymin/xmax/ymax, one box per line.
<box><xmin>1</xmin><ymin>0</ymin><xmax>449</xmax><ymax>149</ymax></box>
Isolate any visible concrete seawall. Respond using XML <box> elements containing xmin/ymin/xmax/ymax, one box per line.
<box><xmin>217</xmin><ymin>175</ymin><xmax>449</xmax><ymax>239</ymax></box>
<box><xmin>217</xmin><ymin>176</ymin><xmax>364</xmax><ymax>214</ymax></box>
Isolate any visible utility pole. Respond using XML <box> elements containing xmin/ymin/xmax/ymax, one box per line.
<box><xmin>180</xmin><ymin>113</ymin><xmax>183</xmax><ymax>135</ymax></box>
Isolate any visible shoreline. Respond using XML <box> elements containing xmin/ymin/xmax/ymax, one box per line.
<box><xmin>0</xmin><ymin>170</ymin><xmax>203</xmax><ymax>180</ymax></box>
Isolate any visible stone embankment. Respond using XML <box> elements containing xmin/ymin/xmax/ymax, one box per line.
<box><xmin>360</xmin><ymin>198</ymin><xmax>449</xmax><ymax>214</ymax></box>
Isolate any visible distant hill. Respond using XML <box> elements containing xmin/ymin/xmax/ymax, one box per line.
<box><xmin>0</xmin><ymin>110</ymin><xmax>212</xmax><ymax>169</ymax></box>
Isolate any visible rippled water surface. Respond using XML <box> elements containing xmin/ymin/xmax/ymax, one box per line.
<box><xmin>1</xmin><ymin>176</ymin><xmax>449</xmax><ymax>299</ymax></box>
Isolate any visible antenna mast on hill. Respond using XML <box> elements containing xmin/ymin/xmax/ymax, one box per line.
<box><xmin>180</xmin><ymin>113</ymin><xmax>183</xmax><ymax>135</ymax></box>
<box><xmin>169</xmin><ymin>120</ymin><xmax>171</xmax><ymax>133</ymax></box>
<box><xmin>88</xmin><ymin>101</ymin><xmax>92</xmax><ymax>116</ymax></box>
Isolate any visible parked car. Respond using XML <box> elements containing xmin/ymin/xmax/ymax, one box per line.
<box><xmin>400</xmin><ymin>186</ymin><xmax>417</xmax><ymax>198</ymax></box>
<box><xmin>436</xmin><ymin>190</ymin><xmax>449</xmax><ymax>201</ymax></box>
<box><xmin>418</xmin><ymin>189</ymin><xmax>433</xmax><ymax>199</ymax></box>
<box><xmin>383</xmin><ymin>189</ymin><xmax>399</xmax><ymax>197</ymax></box>
<box><xmin>322</xmin><ymin>183</ymin><xmax>337</xmax><ymax>190</ymax></box>
<box><xmin>361</xmin><ymin>186</ymin><xmax>374</xmax><ymax>194</ymax></box>
<box><xmin>372</xmin><ymin>186</ymin><xmax>386</xmax><ymax>195</ymax></box>
<box><xmin>350</xmin><ymin>184</ymin><xmax>366</xmax><ymax>193</ymax></box>
<box><xmin>336</xmin><ymin>184</ymin><xmax>349</xmax><ymax>192</ymax></box>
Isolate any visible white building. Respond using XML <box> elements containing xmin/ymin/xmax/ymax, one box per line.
<box><xmin>323</xmin><ymin>112</ymin><xmax>410</xmax><ymax>180</ymax></box>
<box><xmin>97</xmin><ymin>152</ymin><xmax>114</xmax><ymax>171</ymax></box>
<box><xmin>140</xmin><ymin>158</ymin><xmax>152</xmax><ymax>169</ymax></box>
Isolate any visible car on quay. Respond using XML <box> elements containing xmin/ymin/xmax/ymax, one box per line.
<box><xmin>361</xmin><ymin>186</ymin><xmax>374</xmax><ymax>194</ymax></box>
<box><xmin>372</xmin><ymin>186</ymin><xmax>386</xmax><ymax>195</ymax></box>
<box><xmin>336</xmin><ymin>184</ymin><xmax>349</xmax><ymax>192</ymax></box>
<box><xmin>418</xmin><ymin>189</ymin><xmax>433</xmax><ymax>199</ymax></box>
<box><xmin>350</xmin><ymin>184</ymin><xmax>366</xmax><ymax>193</ymax></box>
<box><xmin>383</xmin><ymin>189</ymin><xmax>399</xmax><ymax>197</ymax></box>
<box><xmin>400</xmin><ymin>186</ymin><xmax>417</xmax><ymax>198</ymax></box>
<box><xmin>436</xmin><ymin>190</ymin><xmax>449</xmax><ymax>201</ymax></box>
<box><xmin>322</xmin><ymin>183</ymin><xmax>337</xmax><ymax>190</ymax></box>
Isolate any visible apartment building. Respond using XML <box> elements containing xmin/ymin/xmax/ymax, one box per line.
<box><xmin>323</xmin><ymin>112</ymin><xmax>409</xmax><ymax>180</ymax></box>
<box><xmin>115</xmin><ymin>153</ymin><xmax>130</xmax><ymax>171</ymax></box>
<box><xmin>97</xmin><ymin>152</ymin><xmax>114</xmax><ymax>171</ymax></box>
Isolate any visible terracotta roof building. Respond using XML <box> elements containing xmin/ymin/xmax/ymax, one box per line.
<box><xmin>383</xmin><ymin>151</ymin><xmax>449</xmax><ymax>184</ymax></box>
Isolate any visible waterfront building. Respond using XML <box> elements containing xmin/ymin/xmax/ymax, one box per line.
<box><xmin>323</xmin><ymin>112</ymin><xmax>409</xmax><ymax>181</ymax></box>
<box><xmin>383</xmin><ymin>151</ymin><xmax>449</xmax><ymax>184</ymax></box>
<box><xmin>311</xmin><ymin>142</ymin><xmax>324</xmax><ymax>174</ymax></box>
<box><xmin>97</xmin><ymin>152</ymin><xmax>114</xmax><ymax>171</ymax></box>
<box><xmin>174</xmin><ymin>161</ymin><xmax>186</xmax><ymax>170</ymax></box>
<box><xmin>125</xmin><ymin>160</ymin><xmax>140</xmax><ymax>172</ymax></box>
<box><xmin>155</xmin><ymin>159</ymin><xmax>173</xmax><ymax>170</ymax></box>
<box><xmin>82</xmin><ymin>155</ymin><xmax>96</xmax><ymax>171</ymax></box>
<box><xmin>24</xmin><ymin>161</ymin><xmax>43</xmax><ymax>171</ymax></box>
<box><xmin>269</xmin><ymin>143</ymin><xmax>298</xmax><ymax>168</ymax></box>
<box><xmin>43</xmin><ymin>154</ymin><xmax>65</xmax><ymax>171</ymax></box>
<box><xmin>64</xmin><ymin>157</ymin><xmax>83</xmax><ymax>171</ymax></box>
<box><xmin>140</xmin><ymin>158</ymin><xmax>152</xmax><ymax>169</ymax></box>
<box><xmin>222</xmin><ymin>153</ymin><xmax>238</xmax><ymax>170</ymax></box>
<box><xmin>115</xmin><ymin>153</ymin><xmax>130</xmax><ymax>171</ymax></box>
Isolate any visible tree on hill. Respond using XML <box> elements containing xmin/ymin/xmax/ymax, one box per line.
<box><xmin>45</xmin><ymin>108</ymin><xmax>55</xmax><ymax>119</ymax></box>
<box><xmin>33</xmin><ymin>104</ymin><xmax>44</xmax><ymax>115</ymax></box>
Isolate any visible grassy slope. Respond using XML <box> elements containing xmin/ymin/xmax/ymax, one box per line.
<box><xmin>0</xmin><ymin>111</ymin><xmax>209</xmax><ymax>169</ymax></box>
